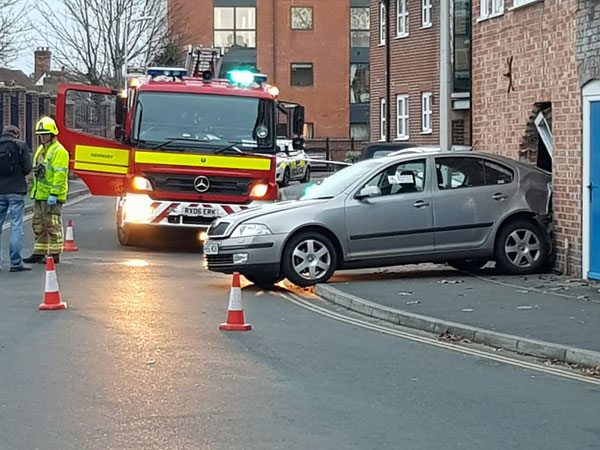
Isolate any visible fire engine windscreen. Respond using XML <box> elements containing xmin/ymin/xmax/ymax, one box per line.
<box><xmin>133</xmin><ymin>92</ymin><xmax>275</xmax><ymax>152</ymax></box>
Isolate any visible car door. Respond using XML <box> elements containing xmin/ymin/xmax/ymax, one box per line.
<box><xmin>432</xmin><ymin>155</ymin><xmax>518</xmax><ymax>250</ymax></box>
<box><xmin>344</xmin><ymin>158</ymin><xmax>434</xmax><ymax>259</ymax></box>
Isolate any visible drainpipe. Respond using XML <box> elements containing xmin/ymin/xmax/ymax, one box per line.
<box><xmin>272</xmin><ymin>0</ymin><xmax>277</xmax><ymax>84</ymax></box>
<box><xmin>384</xmin><ymin>0</ymin><xmax>391</xmax><ymax>142</ymax></box>
<box><xmin>440</xmin><ymin>0</ymin><xmax>452</xmax><ymax>151</ymax></box>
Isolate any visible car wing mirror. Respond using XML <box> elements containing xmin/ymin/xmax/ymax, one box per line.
<box><xmin>356</xmin><ymin>185</ymin><xmax>381</xmax><ymax>199</ymax></box>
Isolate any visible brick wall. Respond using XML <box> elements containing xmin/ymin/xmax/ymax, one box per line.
<box><xmin>369</xmin><ymin>0</ymin><xmax>444</xmax><ymax>144</ymax></box>
<box><xmin>577</xmin><ymin>1</ymin><xmax>600</xmax><ymax>86</ymax></box>
<box><xmin>472</xmin><ymin>0</ymin><xmax>582</xmax><ymax>276</ymax></box>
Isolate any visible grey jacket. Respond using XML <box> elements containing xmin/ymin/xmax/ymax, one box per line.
<box><xmin>0</xmin><ymin>134</ymin><xmax>33</xmax><ymax>195</ymax></box>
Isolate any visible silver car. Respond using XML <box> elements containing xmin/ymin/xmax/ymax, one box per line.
<box><xmin>204</xmin><ymin>149</ymin><xmax>553</xmax><ymax>287</ymax></box>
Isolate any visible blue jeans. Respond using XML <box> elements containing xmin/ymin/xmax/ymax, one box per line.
<box><xmin>0</xmin><ymin>194</ymin><xmax>26</xmax><ymax>267</ymax></box>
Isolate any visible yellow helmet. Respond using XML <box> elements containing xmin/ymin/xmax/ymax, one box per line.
<box><xmin>35</xmin><ymin>116</ymin><xmax>59</xmax><ymax>135</ymax></box>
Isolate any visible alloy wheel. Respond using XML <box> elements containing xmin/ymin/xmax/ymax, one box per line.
<box><xmin>291</xmin><ymin>238</ymin><xmax>332</xmax><ymax>281</ymax></box>
<box><xmin>504</xmin><ymin>228</ymin><xmax>541</xmax><ymax>268</ymax></box>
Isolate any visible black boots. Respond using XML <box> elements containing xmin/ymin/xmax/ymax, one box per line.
<box><xmin>22</xmin><ymin>254</ymin><xmax>60</xmax><ymax>264</ymax></box>
<box><xmin>23</xmin><ymin>254</ymin><xmax>45</xmax><ymax>264</ymax></box>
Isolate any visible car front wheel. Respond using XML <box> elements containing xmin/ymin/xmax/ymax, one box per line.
<box><xmin>494</xmin><ymin>220</ymin><xmax>549</xmax><ymax>274</ymax></box>
<box><xmin>282</xmin><ymin>232</ymin><xmax>337</xmax><ymax>287</ymax></box>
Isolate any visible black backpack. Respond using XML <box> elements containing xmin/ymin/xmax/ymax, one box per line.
<box><xmin>0</xmin><ymin>140</ymin><xmax>20</xmax><ymax>176</ymax></box>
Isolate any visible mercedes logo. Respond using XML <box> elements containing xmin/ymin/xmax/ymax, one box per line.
<box><xmin>193</xmin><ymin>176</ymin><xmax>210</xmax><ymax>193</ymax></box>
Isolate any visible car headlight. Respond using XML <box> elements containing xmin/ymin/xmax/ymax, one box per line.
<box><xmin>231</xmin><ymin>223</ymin><xmax>272</xmax><ymax>238</ymax></box>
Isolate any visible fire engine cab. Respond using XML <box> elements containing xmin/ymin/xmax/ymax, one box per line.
<box><xmin>55</xmin><ymin>47</ymin><xmax>305</xmax><ymax>245</ymax></box>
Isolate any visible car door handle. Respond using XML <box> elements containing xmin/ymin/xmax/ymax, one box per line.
<box><xmin>492</xmin><ymin>193</ymin><xmax>508</xmax><ymax>201</ymax></box>
<box><xmin>413</xmin><ymin>200</ymin><xmax>430</xmax><ymax>208</ymax></box>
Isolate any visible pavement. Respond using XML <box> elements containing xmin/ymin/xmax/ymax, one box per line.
<box><xmin>316</xmin><ymin>264</ymin><xmax>600</xmax><ymax>372</ymax></box>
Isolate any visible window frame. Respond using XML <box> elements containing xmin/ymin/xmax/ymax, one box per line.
<box><xmin>214</xmin><ymin>6</ymin><xmax>256</xmax><ymax>48</ymax></box>
<box><xmin>396</xmin><ymin>94</ymin><xmax>409</xmax><ymax>141</ymax></box>
<box><xmin>350</xmin><ymin>7</ymin><xmax>370</xmax><ymax>47</ymax></box>
<box><xmin>422</xmin><ymin>0</ymin><xmax>432</xmax><ymax>28</ymax></box>
<box><xmin>479</xmin><ymin>0</ymin><xmax>504</xmax><ymax>20</ymax></box>
<box><xmin>364</xmin><ymin>158</ymin><xmax>427</xmax><ymax>196</ymax></box>
<box><xmin>379</xmin><ymin>2</ymin><xmax>386</xmax><ymax>46</ymax></box>
<box><xmin>291</xmin><ymin>6</ymin><xmax>313</xmax><ymax>30</ymax></box>
<box><xmin>421</xmin><ymin>92</ymin><xmax>432</xmax><ymax>134</ymax></box>
<box><xmin>397</xmin><ymin>0</ymin><xmax>409</xmax><ymax>38</ymax></box>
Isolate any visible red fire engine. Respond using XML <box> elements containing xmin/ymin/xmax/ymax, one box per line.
<box><xmin>55</xmin><ymin>47</ymin><xmax>305</xmax><ymax>245</ymax></box>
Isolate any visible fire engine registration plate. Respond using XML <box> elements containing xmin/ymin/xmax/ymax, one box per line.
<box><xmin>203</xmin><ymin>243</ymin><xmax>219</xmax><ymax>255</ymax></box>
<box><xmin>184</xmin><ymin>207</ymin><xmax>220</xmax><ymax>217</ymax></box>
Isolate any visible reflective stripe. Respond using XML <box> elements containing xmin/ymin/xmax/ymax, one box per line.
<box><xmin>74</xmin><ymin>162</ymin><xmax>129</xmax><ymax>175</ymax></box>
<box><xmin>135</xmin><ymin>151</ymin><xmax>272</xmax><ymax>171</ymax></box>
<box><xmin>75</xmin><ymin>145</ymin><xmax>130</xmax><ymax>167</ymax></box>
<box><xmin>54</xmin><ymin>167</ymin><xmax>68</xmax><ymax>172</ymax></box>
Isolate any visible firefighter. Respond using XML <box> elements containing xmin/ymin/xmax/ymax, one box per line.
<box><xmin>23</xmin><ymin>117</ymin><xmax>69</xmax><ymax>264</ymax></box>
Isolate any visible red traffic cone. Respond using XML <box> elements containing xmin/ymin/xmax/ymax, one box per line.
<box><xmin>219</xmin><ymin>272</ymin><xmax>251</xmax><ymax>331</ymax></box>
<box><xmin>39</xmin><ymin>257</ymin><xmax>67</xmax><ymax>311</ymax></box>
<box><xmin>63</xmin><ymin>220</ymin><xmax>78</xmax><ymax>252</ymax></box>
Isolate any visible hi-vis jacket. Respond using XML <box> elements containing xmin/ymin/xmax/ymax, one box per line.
<box><xmin>31</xmin><ymin>140</ymin><xmax>69</xmax><ymax>201</ymax></box>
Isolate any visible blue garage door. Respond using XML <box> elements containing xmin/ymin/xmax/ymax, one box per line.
<box><xmin>590</xmin><ymin>101</ymin><xmax>600</xmax><ymax>279</ymax></box>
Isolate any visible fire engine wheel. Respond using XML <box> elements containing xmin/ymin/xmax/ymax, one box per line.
<box><xmin>117</xmin><ymin>208</ymin><xmax>138</xmax><ymax>246</ymax></box>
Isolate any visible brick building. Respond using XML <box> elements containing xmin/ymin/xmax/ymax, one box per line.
<box><xmin>471</xmin><ymin>0</ymin><xmax>600</xmax><ymax>278</ymax></box>
<box><xmin>170</xmin><ymin>0</ymin><xmax>371</xmax><ymax>140</ymax></box>
<box><xmin>369</xmin><ymin>0</ymin><xmax>471</xmax><ymax>145</ymax></box>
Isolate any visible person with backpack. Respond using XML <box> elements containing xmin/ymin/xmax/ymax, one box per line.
<box><xmin>0</xmin><ymin>125</ymin><xmax>33</xmax><ymax>272</ymax></box>
<box><xmin>23</xmin><ymin>117</ymin><xmax>69</xmax><ymax>265</ymax></box>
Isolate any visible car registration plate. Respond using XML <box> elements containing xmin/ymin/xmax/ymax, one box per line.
<box><xmin>203</xmin><ymin>243</ymin><xmax>219</xmax><ymax>255</ymax></box>
<box><xmin>184</xmin><ymin>207</ymin><xmax>220</xmax><ymax>217</ymax></box>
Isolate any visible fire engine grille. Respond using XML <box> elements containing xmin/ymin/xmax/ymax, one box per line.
<box><xmin>145</xmin><ymin>173</ymin><xmax>252</xmax><ymax>196</ymax></box>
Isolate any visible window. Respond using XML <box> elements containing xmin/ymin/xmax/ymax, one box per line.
<box><xmin>291</xmin><ymin>63</ymin><xmax>313</xmax><ymax>86</ymax></box>
<box><xmin>535</xmin><ymin>112</ymin><xmax>553</xmax><ymax>158</ymax></box>
<box><xmin>379</xmin><ymin>2</ymin><xmax>386</xmax><ymax>45</ymax></box>
<box><xmin>421</xmin><ymin>92</ymin><xmax>432</xmax><ymax>133</ymax></box>
<box><xmin>436</xmin><ymin>157</ymin><xmax>485</xmax><ymax>189</ymax></box>
<box><xmin>512</xmin><ymin>0</ymin><xmax>542</xmax><ymax>8</ymax></box>
<box><xmin>483</xmin><ymin>160</ymin><xmax>514</xmax><ymax>185</ymax></box>
<box><xmin>350</xmin><ymin>123</ymin><xmax>369</xmax><ymax>140</ymax></box>
<box><xmin>479</xmin><ymin>0</ymin><xmax>503</xmax><ymax>19</ymax></box>
<box><xmin>422</xmin><ymin>0</ymin><xmax>432</xmax><ymax>27</ymax></box>
<box><xmin>396</xmin><ymin>94</ymin><xmax>409</xmax><ymax>140</ymax></box>
<box><xmin>291</xmin><ymin>7</ymin><xmax>313</xmax><ymax>30</ymax></box>
<box><xmin>350</xmin><ymin>64</ymin><xmax>370</xmax><ymax>104</ymax></box>
<box><xmin>304</xmin><ymin>122</ymin><xmax>314</xmax><ymax>139</ymax></box>
<box><xmin>214</xmin><ymin>7</ymin><xmax>256</xmax><ymax>48</ymax></box>
<box><xmin>365</xmin><ymin>159</ymin><xmax>427</xmax><ymax>196</ymax></box>
<box><xmin>380</xmin><ymin>98</ymin><xmax>387</xmax><ymax>141</ymax></box>
<box><xmin>351</xmin><ymin>8</ymin><xmax>370</xmax><ymax>47</ymax></box>
<box><xmin>397</xmin><ymin>0</ymin><xmax>409</xmax><ymax>37</ymax></box>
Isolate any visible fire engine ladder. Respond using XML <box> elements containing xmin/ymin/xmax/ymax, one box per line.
<box><xmin>185</xmin><ymin>46</ymin><xmax>224</xmax><ymax>78</ymax></box>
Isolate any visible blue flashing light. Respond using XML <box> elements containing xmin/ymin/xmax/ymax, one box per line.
<box><xmin>146</xmin><ymin>67</ymin><xmax>188</xmax><ymax>78</ymax></box>
<box><xmin>228</xmin><ymin>70</ymin><xmax>256</xmax><ymax>86</ymax></box>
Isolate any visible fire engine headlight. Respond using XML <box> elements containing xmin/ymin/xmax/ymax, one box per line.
<box><xmin>132</xmin><ymin>176</ymin><xmax>153</xmax><ymax>192</ymax></box>
<box><xmin>123</xmin><ymin>195</ymin><xmax>155</xmax><ymax>223</ymax></box>
<box><xmin>231</xmin><ymin>223</ymin><xmax>272</xmax><ymax>238</ymax></box>
<box><xmin>249</xmin><ymin>183</ymin><xmax>269</xmax><ymax>198</ymax></box>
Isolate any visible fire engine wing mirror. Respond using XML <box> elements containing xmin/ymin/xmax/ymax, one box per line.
<box><xmin>115</xmin><ymin>94</ymin><xmax>125</xmax><ymax>126</ymax></box>
<box><xmin>293</xmin><ymin>105</ymin><xmax>305</xmax><ymax>136</ymax></box>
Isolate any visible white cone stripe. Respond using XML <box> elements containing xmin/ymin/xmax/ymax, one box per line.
<box><xmin>45</xmin><ymin>271</ymin><xmax>59</xmax><ymax>293</ymax></box>
<box><xmin>227</xmin><ymin>287</ymin><xmax>243</xmax><ymax>311</ymax></box>
<box><xmin>66</xmin><ymin>226</ymin><xmax>74</xmax><ymax>240</ymax></box>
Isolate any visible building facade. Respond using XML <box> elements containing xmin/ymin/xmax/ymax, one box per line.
<box><xmin>472</xmin><ymin>0</ymin><xmax>590</xmax><ymax>277</ymax></box>
<box><xmin>170</xmin><ymin>0</ymin><xmax>371</xmax><ymax>140</ymax></box>
<box><xmin>369</xmin><ymin>0</ymin><xmax>471</xmax><ymax>145</ymax></box>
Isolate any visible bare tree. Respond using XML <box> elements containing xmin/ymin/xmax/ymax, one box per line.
<box><xmin>0</xmin><ymin>0</ymin><xmax>31</xmax><ymax>65</ymax></box>
<box><xmin>37</xmin><ymin>0</ymin><xmax>180</xmax><ymax>87</ymax></box>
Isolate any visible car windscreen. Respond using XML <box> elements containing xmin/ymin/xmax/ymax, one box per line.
<box><xmin>132</xmin><ymin>92</ymin><xmax>275</xmax><ymax>153</ymax></box>
<box><xmin>301</xmin><ymin>161</ymin><xmax>379</xmax><ymax>199</ymax></box>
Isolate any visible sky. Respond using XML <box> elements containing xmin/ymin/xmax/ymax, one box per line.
<box><xmin>9</xmin><ymin>0</ymin><xmax>61</xmax><ymax>75</ymax></box>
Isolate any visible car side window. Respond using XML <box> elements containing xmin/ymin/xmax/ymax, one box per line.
<box><xmin>436</xmin><ymin>157</ymin><xmax>485</xmax><ymax>190</ymax></box>
<box><xmin>483</xmin><ymin>161</ymin><xmax>513</xmax><ymax>185</ymax></box>
<box><xmin>364</xmin><ymin>159</ymin><xmax>426</xmax><ymax>196</ymax></box>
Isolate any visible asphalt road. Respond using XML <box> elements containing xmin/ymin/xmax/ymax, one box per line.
<box><xmin>1</xmin><ymin>194</ymin><xmax>600</xmax><ymax>450</ymax></box>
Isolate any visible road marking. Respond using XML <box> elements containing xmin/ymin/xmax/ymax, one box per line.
<box><xmin>278</xmin><ymin>291</ymin><xmax>600</xmax><ymax>387</ymax></box>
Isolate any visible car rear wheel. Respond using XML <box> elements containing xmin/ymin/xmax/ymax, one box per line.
<box><xmin>301</xmin><ymin>166</ymin><xmax>311</xmax><ymax>183</ymax></box>
<box><xmin>282</xmin><ymin>232</ymin><xmax>337</xmax><ymax>287</ymax></box>
<box><xmin>281</xmin><ymin>168</ymin><xmax>290</xmax><ymax>187</ymax></box>
<box><xmin>447</xmin><ymin>258</ymin><xmax>488</xmax><ymax>272</ymax></box>
<box><xmin>243</xmin><ymin>274</ymin><xmax>282</xmax><ymax>289</ymax></box>
<box><xmin>494</xmin><ymin>220</ymin><xmax>549</xmax><ymax>274</ymax></box>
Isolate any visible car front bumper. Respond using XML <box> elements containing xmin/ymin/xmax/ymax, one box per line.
<box><xmin>203</xmin><ymin>234</ymin><xmax>287</xmax><ymax>278</ymax></box>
